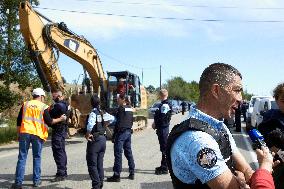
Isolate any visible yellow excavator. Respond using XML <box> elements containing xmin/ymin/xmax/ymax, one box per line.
<box><xmin>19</xmin><ymin>1</ymin><xmax>147</xmax><ymax>136</ymax></box>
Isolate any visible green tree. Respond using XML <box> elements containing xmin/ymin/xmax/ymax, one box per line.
<box><xmin>0</xmin><ymin>0</ymin><xmax>40</xmax><ymax>90</ymax></box>
<box><xmin>0</xmin><ymin>85</ymin><xmax>20</xmax><ymax>112</ymax></box>
<box><xmin>242</xmin><ymin>89</ymin><xmax>254</xmax><ymax>101</ymax></box>
<box><xmin>146</xmin><ymin>85</ymin><xmax>155</xmax><ymax>93</ymax></box>
<box><xmin>165</xmin><ymin>77</ymin><xmax>199</xmax><ymax>102</ymax></box>
<box><xmin>0</xmin><ymin>0</ymin><xmax>40</xmax><ymax>112</ymax></box>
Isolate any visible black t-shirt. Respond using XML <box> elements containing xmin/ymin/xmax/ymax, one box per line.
<box><xmin>49</xmin><ymin>101</ymin><xmax>68</xmax><ymax>119</ymax></box>
<box><xmin>17</xmin><ymin>106</ymin><xmax>53</xmax><ymax>127</ymax></box>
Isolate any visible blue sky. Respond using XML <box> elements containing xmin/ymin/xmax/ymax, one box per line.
<box><xmin>36</xmin><ymin>0</ymin><xmax>284</xmax><ymax>96</ymax></box>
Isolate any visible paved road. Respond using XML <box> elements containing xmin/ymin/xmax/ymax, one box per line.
<box><xmin>0</xmin><ymin>113</ymin><xmax>257</xmax><ymax>189</ymax></box>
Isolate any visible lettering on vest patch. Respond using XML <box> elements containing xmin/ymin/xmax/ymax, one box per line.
<box><xmin>197</xmin><ymin>148</ymin><xmax>217</xmax><ymax>169</ymax></box>
<box><xmin>29</xmin><ymin>104</ymin><xmax>38</xmax><ymax>109</ymax></box>
<box><xmin>125</xmin><ymin>108</ymin><xmax>133</xmax><ymax>112</ymax></box>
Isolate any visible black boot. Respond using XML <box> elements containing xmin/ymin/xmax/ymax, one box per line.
<box><xmin>128</xmin><ymin>173</ymin><xmax>135</xmax><ymax>180</ymax></box>
<box><xmin>106</xmin><ymin>175</ymin><xmax>120</xmax><ymax>182</ymax></box>
<box><xmin>155</xmin><ymin>166</ymin><xmax>168</xmax><ymax>175</ymax></box>
<box><xmin>51</xmin><ymin>175</ymin><xmax>67</xmax><ymax>182</ymax></box>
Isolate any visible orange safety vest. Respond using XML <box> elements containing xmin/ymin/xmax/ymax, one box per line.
<box><xmin>20</xmin><ymin>100</ymin><xmax>49</xmax><ymax>141</ymax></box>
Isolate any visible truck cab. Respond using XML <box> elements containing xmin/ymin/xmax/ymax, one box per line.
<box><xmin>107</xmin><ymin>71</ymin><xmax>142</xmax><ymax>110</ymax></box>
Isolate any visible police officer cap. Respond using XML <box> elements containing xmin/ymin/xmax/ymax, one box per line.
<box><xmin>32</xmin><ymin>88</ymin><xmax>46</xmax><ymax>96</ymax></box>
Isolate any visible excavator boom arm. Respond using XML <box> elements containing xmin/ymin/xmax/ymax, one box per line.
<box><xmin>19</xmin><ymin>1</ymin><xmax>107</xmax><ymax>93</ymax></box>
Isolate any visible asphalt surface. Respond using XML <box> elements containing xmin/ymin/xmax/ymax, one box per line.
<box><xmin>0</xmin><ymin>113</ymin><xmax>257</xmax><ymax>189</ymax></box>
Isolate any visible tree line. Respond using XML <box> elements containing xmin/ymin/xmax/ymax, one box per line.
<box><xmin>146</xmin><ymin>76</ymin><xmax>254</xmax><ymax>103</ymax></box>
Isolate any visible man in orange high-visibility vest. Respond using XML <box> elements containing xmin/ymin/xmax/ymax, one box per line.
<box><xmin>12</xmin><ymin>88</ymin><xmax>66</xmax><ymax>189</ymax></box>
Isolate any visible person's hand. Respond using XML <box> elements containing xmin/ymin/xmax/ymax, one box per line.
<box><xmin>271</xmin><ymin>151</ymin><xmax>281</xmax><ymax>168</ymax></box>
<box><xmin>256</xmin><ymin>146</ymin><xmax>273</xmax><ymax>173</ymax></box>
<box><xmin>152</xmin><ymin>122</ymin><xmax>156</xmax><ymax>130</ymax></box>
<box><xmin>60</xmin><ymin>114</ymin><xmax>67</xmax><ymax>121</ymax></box>
<box><xmin>85</xmin><ymin>133</ymin><xmax>93</xmax><ymax>141</ymax></box>
<box><xmin>235</xmin><ymin>171</ymin><xmax>250</xmax><ymax>189</ymax></box>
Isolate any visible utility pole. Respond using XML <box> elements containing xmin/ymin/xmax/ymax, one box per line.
<box><xmin>160</xmin><ymin>65</ymin><xmax>162</xmax><ymax>90</ymax></box>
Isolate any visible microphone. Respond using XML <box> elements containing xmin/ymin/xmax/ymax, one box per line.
<box><xmin>248</xmin><ymin>129</ymin><xmax>267</xmax><ymax>150</ymax></box>
<box><xmin>249</xmin><ymin>129</ymin><xmax>284</xmax><ymax>163</ymax></box>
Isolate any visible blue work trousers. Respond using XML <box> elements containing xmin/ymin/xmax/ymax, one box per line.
<box><xmin>86</xmin><ymin>135</ymin><xmax>106</xmax><ymax>189</ymax></box>
<box><xmin>113</xmin><ymin>130</ymin><xmax>135</xmax><ymax>176</ymax></box>
<box><xmin>15</xmin><ymin>133</ymin><xmax>43</xmax><ymax>185</ymax></box>
<box><xmin>51</xmin><ymin>132</ymin><xmax>67</xmax><ymax>176</ymax></box>
<box><xmin>156</xmin><ymin>126</ymin><xmax>169</xmax><ymax>169</ymax></box>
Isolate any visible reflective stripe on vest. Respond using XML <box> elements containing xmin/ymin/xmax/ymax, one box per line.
<box><xmin>20</xmin><ymin>100</ymin><xmax>49</xmax><ymax>141</ymax></box>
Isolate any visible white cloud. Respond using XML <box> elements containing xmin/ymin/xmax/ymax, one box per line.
<box><xmin>37</xmin><ymin>0</ymin><xmax>284</xmax><ymax>41</ymax></box>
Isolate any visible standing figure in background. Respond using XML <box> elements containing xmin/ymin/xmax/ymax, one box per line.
<box><xmin>181</xmin><ymin>101</ymin><xmax>187</xmax><ymax>115</ymax></box>
<box><xmin>235</xmin><ymin>103</ymin><xmax>242</xmax><ymax>132</ymax></box>
<box><xmin>86</xmin><ymin>94</ymin><xmax>114</xmax><ymax>189</ymax></box>
<box><xmin>152</xmin><ymin>89</ymin><xmax>172</xmax><ymax>175</ymax></box>
<box><xmin>50</xmin><ymin>89</ymin><xmax>69</xmax><ymax>182</ymax></box>
<box><xmin>241</xmin><ymin>101</ymin><xmax>248</xmax><ymax>122</ymax></box>
<box><xmin>107</xmin><ymin>94</ymin><xmax>135</xmax><ymax>182</ymax></box>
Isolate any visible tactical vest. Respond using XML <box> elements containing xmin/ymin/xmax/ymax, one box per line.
<box><xmin>116</xmin><ymin>105</ymin><xmax>133</xmax><ymax>132</ymax></box>
<box><xmin>166</xmin><ymin>118</ymin><xmax>234</xmax><ymax>189</ymax></box>
<box><xmin>91</xmin><ymin>109</ymin><xmax>106</xmax><ymax>136</ymax></box>
<box><xmin>154</xmin><ymin>99</ymin><xmax>172</xmax><ymax>128</ymax></box>
<box><xmin>20</xmin><ymin>100</ymin><xmax>49</xmax><ymax>141</ymax></box>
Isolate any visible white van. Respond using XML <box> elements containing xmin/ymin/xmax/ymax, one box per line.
<box><xmin>251</xmin><ymin>97</ymin><xmax>278</xmax><ymax>128</ymax></box>
<box><xmin>246</xmin><ymin>95</ymin><xmax>272</xmax><ymax>128</ymax></box>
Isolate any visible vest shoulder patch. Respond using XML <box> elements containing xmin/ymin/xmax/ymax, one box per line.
<box><xmin>161</xmin><ymin>104</ymin><xmax>170</xmax><ymax>113</ymax></box>
<box><xmin>197</xmin><ymin>148</ymin><xmax>217</xmax><ymax>169</ymax></box>
<box><xmin>97</xmin><ymin>115</ymin><xmax>102</xmax><ymax>123</ymax></box>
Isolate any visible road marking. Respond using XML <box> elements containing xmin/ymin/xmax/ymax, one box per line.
<box><xmin>0</xmin><ymin>150</ymin><xmax>18</xmax><ymax>159</ymax></box>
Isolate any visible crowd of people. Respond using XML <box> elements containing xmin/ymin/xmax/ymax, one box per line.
<box><xmin>12</xmin><ymin>63</ymin><xmax>283</xmax><ymax>189</ymax></box>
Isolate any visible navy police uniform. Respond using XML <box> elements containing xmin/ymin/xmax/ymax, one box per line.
<box><xmin>235</xmin><ymin>103</ymin><xmax>242</xmax><ymax>132</ymax></box>
<box><xmin>113</xmin><ymin>105</ymin><xmax>135</xmax><ymax>177</ymax></box>
<box><xmin>86</xmin><ymin>108</ymin><xmax>111</xmax><ymax>189</ymax></box>
<box><xmin>166</xmin><ymin>107</ymin><xmax>237</xmax><ymax>189</ymax></box>
<box><xmin>154</xmin><ymin>99</ymin><xmax>172</xmax><ymax>173</ymax></box>
<box><xmin>49</xmin><ymin>100</ymin><xmax>69</xmax><ymax>177</ymax></box>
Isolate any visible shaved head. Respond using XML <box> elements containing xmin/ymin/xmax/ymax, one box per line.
<box><xmin>199</xmin><ymin>63</ymin><xmax>242</xmax><ymax>96</ymax></box>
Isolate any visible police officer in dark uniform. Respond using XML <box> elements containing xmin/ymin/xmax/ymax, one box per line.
<box><xmin>107</xmin><ymin>94</ymin><xmax>135</xmax><ymax>182</ymax></box>
<box><xmin>181</xmin><ymin>101</ymin><xmax>187</xmax><ymax>115</ymax></box>
<box><xmin>166</xmin><ymin>63</ymin><xmax>254</xmax><ymax>189</ymax></box>
<box><xmin>152</xmin><ymin>89</ymin><xmax>172</xmax><ymax>175</ymax></box>
<box><xmin>49</xmin><ymin>89</ymin><xmax>69</xmax><ymax>182</ymax></box>
<box><xmin>86</xmin><ymin>94</ymin><xmax>114</xmax><ymax>189</ymax></box>
<box><xmin>241</xmin><ymin>101</ymin><xmax>248</xmax><ymax>122</ymax></box>
<box><xmin>235</xmin><ymin>103</ymin><xmax>242</xmax><ymax>132</ymax></box>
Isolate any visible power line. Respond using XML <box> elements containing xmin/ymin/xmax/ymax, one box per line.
<box><xmin>34</xmin><ymin>6</ymin><xmax>284</xmax><ymax>23</ymax></box>
<box><xmin>71</xmin><ymin>0</ymin><xmax>284</xmax><ymax>10</ymax></box>
<box><xmin>97</xmin><ymin>49</ymin><xmax>159</xmax><ymax>70</ymax></box>
<box><xmin>161</xmin><ymin>66</ymin><xmax>174</xmax><ymax>78</ymax></box>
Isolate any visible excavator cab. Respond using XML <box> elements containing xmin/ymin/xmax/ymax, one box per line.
<box><xmin>107</xmin><ymin>71</ymin><xmax>141</xmax><ymax>109</ymax></box>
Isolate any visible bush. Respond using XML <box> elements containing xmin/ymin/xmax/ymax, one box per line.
<box><xmin>0</xmin><ymin>85</ymin><xmax>20</xmax><ymax>112</ymax></box>
<box><xmin>165</xmin><ymin>77</ymin><xmax>199</xmax><ymax>102</ymax></box>
<box><xmin>0</xmin><ymin>117</ymin><xmax>17</xmax><ymax>144</ymax></box>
